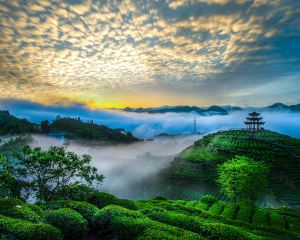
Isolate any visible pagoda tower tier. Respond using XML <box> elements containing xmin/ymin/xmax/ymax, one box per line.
<box><xmin>244</xmin><ymin>111</ymin><xmax>265</xmax><ymax>131</ymax></box>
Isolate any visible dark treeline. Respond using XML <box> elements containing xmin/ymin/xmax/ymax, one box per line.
<box><xmin>0</xmin><ymin>111</ymin><xmax>138</xmax><ymax>143</ymax></box>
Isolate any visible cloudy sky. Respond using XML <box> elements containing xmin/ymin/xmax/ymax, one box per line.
<box><xmin>0</xmin><ymin>0</ymin><xmax>300</xmax><ymax>108</ymax></box>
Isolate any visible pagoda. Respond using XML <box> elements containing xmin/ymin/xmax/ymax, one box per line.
<box><xmin>244</xmin><ymin>111</ymin><xmax>265</xmax><ymax>131</ymax></box>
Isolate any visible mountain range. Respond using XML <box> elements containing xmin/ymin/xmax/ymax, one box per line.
<box><xmin>123</xmin><ymin>105</ymin><xmax>230</xmax><ymax>115</ymax></box>
<box><xmin>122</xmin><ymin>102</ymin><xmax>300</xmax><ymax>115</ymax></box>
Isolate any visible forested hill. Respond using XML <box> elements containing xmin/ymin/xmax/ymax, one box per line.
<box><xmin>0</xmin><ymin>110</ymin><xmax>38</xmax><ymax>135</ymax></box>
<box><xmin>161</xmin><ymin>130</ymin><xmax>300</xmax><ymax>209</ymax></box>
<box><xmin>47</xmin><ymin>117</ymin><xmax>139</xmax><ymax>143</ymax></box>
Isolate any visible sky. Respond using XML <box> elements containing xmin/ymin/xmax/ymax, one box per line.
<box><xmin>0</xmin><ymin>0</ymin><xmax>300</xmax><ymax>108</ymax></box>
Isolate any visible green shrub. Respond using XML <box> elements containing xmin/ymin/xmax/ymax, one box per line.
<box><xmin>26</xmin><ymin>204</ymin><xmax>44</xmax><ymax>218</ymax></box>
<box><xmin>145</xmin><ymin>210</ymin><xmax>261</xmax><ymax>240</ymax></box>
<box><xmin>236</xmin><ymin>202</ymin><xmax>253</xmax><ymax>223</ymax></box>
<box><xmin>152</xmin><ymin>196</ymin><xmax>168</xmax><ymax>200</ymax></box>
<box><xmin>285</xmin><ymin>216</ymin><xmax>300</xmax><ymax>231</ymax></box>
<box><xmin>194</xmin><ymin>202</ymin><xmax>209</xmax><ymax>211</ymax></box>
<box><xmin>135</xmin><ymin>220</ymin><xmax>204</xmax><ymax>240</ymax></box>
<box><xmin>52</xmin><ymin>184</ymin><xmax>98</xmax><ymax>201</ymax></box>
<box><xmin>0</xmin><ymin>198</ymin><xmax>23</xmax><ymax>207</ymax></box>
<box><xmin>0</xmin><ymin>215</ymin><xmax>63</xmax><ymax>240</ymax></box>
<box><xmin>269</xmin><ymin>211</ymin><xmax>286</xmax><ymax>229</ymax></box>
<box><xmin>252</xmin><ymin>208</ymin><xmax>269</xmax><ymax>226</ymax></box>
<box><xmin>221</xmin><ymin>203</ymin><xmax>238</xmax><ymax>220</ymax></box>
<box><xmin>0</xmin><ymin>198</ymin><xmax>41</xmax><ymax>223</ymax></box>
<box><xmin>93</xmin><ymin>205</ymin><xmax>203</xmax><ymax>240</ymax></box>
<box><xmin>186</xmin><ymin>201</ymin><xmax>198</xmax><ymax>208</ymax></box>
<box><xmin>208</xmin><ymin>201</ymin><xmax>225</xmax><ymax>215</ymax></box>
<box><xmin>42</xmin><ymin>200</ymin><xmax>99</xmax><ymax>226</ymax></box>
<box><xmin>117</xmin><ymin>199</ymin><xmax>138</xmax><ymax>210</ymax></box>
<box><xmin>86</xmin><ymin>192</ymin><xmax>137</xmax><ymax>210</ymax></box>
<box><xmin>173</xmin><ymin>200</ymin><xmax>186</xmax><ymax>205</ymax></box>
<box><xmin>45</xmin><ymin>208</ymin><xmax>88</xmax><ymax>240</ymax></box>
<box><xmin>86</xmin><ymin>192</ymin><xmax>118</xmax><ymax>209</ymax></box>
<box><xmin>200</xmin><ymin>194</ymin><xmax>217</xmax><ymax>206</ymax></box>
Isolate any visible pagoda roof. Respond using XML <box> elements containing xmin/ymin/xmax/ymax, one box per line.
<box><xmin>248</xmin><ymin>111</ymin><xmax>260</xmax><ymax>116</ymax></box>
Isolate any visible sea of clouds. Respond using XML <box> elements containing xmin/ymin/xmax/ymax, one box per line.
<box><xmin>2</xmin><ymin>99</ymin><xmax>300</xmax><ymax>138</ymax></box>
<box><xmin>3</xmin><ymin>99</ymin><xmax>300</xmax><ymax>199</ymax></box>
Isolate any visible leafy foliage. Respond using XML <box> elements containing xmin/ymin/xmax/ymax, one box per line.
<box><xmin>0</xmin><ymin>198</ymin><xmax>42</xmax><ymax>223</ymax></box>
<box><xmin>86</xmin><ymin>191</ymin><xmax>138</xmax><ymax>210</ymax></box>
<box><xmin>41</xmin><ymin>200</ymin><xmax>99</xmax><ymax>226</ymax></box>
<box><xmin>217</xmin><ymin>156</ymin><xmax>269</xmax><ymax>201</ymax></box>
<box><xmin>50</xmin><ymin>183</ymin><xmax>98</xmax><ymax>201</ymax></box>
<box><xmin>14</xmin><ymin>146</ymin><xmax>104</xmax><ymax>202</ymax></box>
<box><xmin>200</xmin><ymin>194</ymin><xmax>217</xmax><ymax>205</ymax></box>
<box><xmin>45</xmin><ymin>208</ymin><xmax>88</xmax><ymax>240</ymax></box>
<box><xmin>0</xmin><ymin>197</ymin><xmax>300</xmax><ymax>239</ymax></box>
<box><xmin>93</xmin><ymin>205</ymin><xmax>204</xmax><ymax>240</ymax></box>
<box><xmin>145</xmin><ymin>210</ymin><xmax>261</xmax><ymax>240</ymax></box>
<box><xmin>0</xmin><ymin>215</ymin><xmax>62</xmax><ymax>240</ymax></box>
<box><xmin>0</xmin><ymin>155</ymin><xmax>28</xmax><ymax>199</ymax></box>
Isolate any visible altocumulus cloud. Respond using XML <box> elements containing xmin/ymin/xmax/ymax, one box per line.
<box><xmin>0</xmin><ymin>0</ymin><xmax>300</xmax><ymax>107</ymax></box>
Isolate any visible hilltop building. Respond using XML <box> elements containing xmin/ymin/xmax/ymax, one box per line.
<box><xmin>244</xmin><ymin>111</ymin><xmax>265</xmax><ymax>131</ymax></box>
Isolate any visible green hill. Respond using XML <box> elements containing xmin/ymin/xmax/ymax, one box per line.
<box><xmin>160</xmin><ymin>130</ymin><xmax>300</xmax><ymax>209</ymax></box>
<box><xmin>0</xmin><ymin>110</ymin><xmax>38</xmax><ymax>135</ymax></box>
<box><xmin>49</xmin><ymin>117</ymin><xmax>139</xmax><ymax>143</ymax></box>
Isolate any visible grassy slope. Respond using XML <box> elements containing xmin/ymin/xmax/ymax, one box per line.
<box><xmin>161</xmin><ymin>130</ymin><xmax>300</xmax><ymax>208</ymax></box>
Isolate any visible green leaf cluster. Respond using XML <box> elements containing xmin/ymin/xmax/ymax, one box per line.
<box><xmin>217</xmin><ymin>156</ymin><xmax>269</xmax><ymax>201</ymax></box>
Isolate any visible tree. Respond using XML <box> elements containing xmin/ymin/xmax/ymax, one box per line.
<box><xmin>0</xmin><ymin>155</ymin><xmax>28</xmax><ymax>199</ymax></box>
<box><xmin>41</xmin><ymin>120</ymin><xmax>50</xmax><ymax>133</ymax></box>
<box><xmin>15</xmin><ymin>146</ymin><xmax>104</xmax><ymax>202</ymax></box>
<box><xmin>217</xmin><ymin>155</ymin><xmax>269</xmax><ymax>202</ymax></box>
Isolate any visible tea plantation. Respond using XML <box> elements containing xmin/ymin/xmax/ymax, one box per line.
<box><xmin>161</xmin><ymin>130</ymin><xmax>300</xmax><ymax>208</ymax></box>
<box><xmin>1</xmin><ymin>192</ymin><xmax>300</xmax><ymax>240</ymax></box>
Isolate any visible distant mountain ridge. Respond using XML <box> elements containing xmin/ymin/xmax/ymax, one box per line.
<box><xmin>265</xmin><ymin>102</ymin><xmax>300</xmax><ymax>112</ymax></box>
<box><xmin>122</xmin><ymin>102</ymin><xmax>300</xmax><ymax>115</ymax></box>
<box><xmin>123</xmin><ymin>105</ymin><xmax>229</xmax><ymax>115</ymax></box>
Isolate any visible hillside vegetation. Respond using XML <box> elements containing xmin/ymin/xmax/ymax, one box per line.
<box><xmin>0</xmin><ymin>110</ymin><xmax>38</xmax><ymax>135</ymax></box>
<box><xmin>48</xmin><ymin>117</ymin><xmax>138</xmax><ymax>143</ymax></box>
<box><xmin>161</xmin><ymin>130</ymin><xmax>300</xmax><ymax>208</ymax></box>
<box><xmin>0</xmin><ymin>110</ymin><xmax>139</xmax><ymax>144</ymax></box>
<box><xmin>1</xmin><ymin>192</ymin><xmax>300</xmax><ymax>240</ymax></box>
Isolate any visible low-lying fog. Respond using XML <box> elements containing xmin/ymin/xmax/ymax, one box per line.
<box><xmin>30</xmin><ymin>134</ymin><xmax>202</xmax><ymax>199</ymax></box>
<box><xmin>26</xmin><ymin>110</ymin><xmax>300</xmax><ymax>199</ymax></box>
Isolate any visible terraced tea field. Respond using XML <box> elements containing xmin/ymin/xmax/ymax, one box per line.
<box><xmin>136</xmin><ymin>196</ymin><xmax>300</xmax><ymax>239</ymax></box>
<box><xmin>161</xmin><ymin>130</ymin><xmax>300</xmax><ymax>209</ymax></box>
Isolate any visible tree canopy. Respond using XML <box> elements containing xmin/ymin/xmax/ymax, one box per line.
<box><xmin>217</xmin><ymin>155</ymin><xmax>269</xmax><ymax>202</ymax></box>
<box><xmin>0</xmin><ymin>110</ymin><xmax>38</xmax><ymax>135</ymax></box>
<box><xmin>49</xmin><ymin>117</ymin><xmax>138</xmax><ymax>143</ymax></box>
<box><xmin>0</xmin><ymin>146</ymin><xmax>104</xmax><ymax>202</ymax></box>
